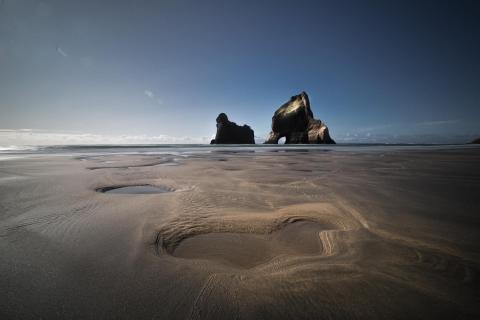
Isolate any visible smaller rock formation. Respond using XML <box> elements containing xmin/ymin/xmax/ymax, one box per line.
<box><xmin>470</xmin><ymin>138</ymin><xmax>480</xmax><ymax>144</ymax></box>
<box><xmin>210</xmin><ymin>113</ymin><xmax>255</xmax><ymax>144</ymax></box>
<box><xmin>265</xmin><ymin>91</ymin><xmax>335</xmax><ymax>144</ymax></box>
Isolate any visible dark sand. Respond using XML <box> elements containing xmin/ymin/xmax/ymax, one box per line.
<box><xmin>1</xmin><ymin>147</ymin><xmax>479</xmax><ymax>319</ymax></box>
<box><xmin>97</xmin><ymin>185</ymin><xmax>173</xmax><ymax>194</ymax></box>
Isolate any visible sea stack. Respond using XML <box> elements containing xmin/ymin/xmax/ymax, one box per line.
<box><xmin>265</xmin><ymin>91</ymin><xmax>335</xmax><ymax>144</ymax></box>
<box><xmin>210</xmin><ymin>113</ymin><xmax>255</xmax><ymax>144</ymax></box>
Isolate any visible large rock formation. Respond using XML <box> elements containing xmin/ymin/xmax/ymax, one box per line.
<box><xmin>210</xmin><ymin>113</ymin><xmax>255</xmax><ymax>144</ymax></box>
<box><xmin>265</xmin><ymin>91</ymin><xmax>335</xmax><ymax>144</ymax></box>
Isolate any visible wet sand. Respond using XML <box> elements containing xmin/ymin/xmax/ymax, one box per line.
<box><xmin>1</xmin><ymin>147</ymin><xmax>479</xmax><ymax>319</ymax></box>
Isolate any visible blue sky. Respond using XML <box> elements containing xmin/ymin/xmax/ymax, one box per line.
<box><xmin>1</xmin><ymin>0</ymin><xmax>479</xmax><ymax>144</ymax></box>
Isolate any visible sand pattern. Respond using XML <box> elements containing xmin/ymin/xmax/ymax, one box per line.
<box><xmin>1</xmin><ymin>147</ymin><xmax>479</xmax><ymax>319</ymax></box>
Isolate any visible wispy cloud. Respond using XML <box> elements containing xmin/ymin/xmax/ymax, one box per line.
<box><xmin>56</xmin><ymin>46</ymin><xmax>68</xmax><ymax>57</ymax></box>
<box><xmin>333</xmin><ymin>131</ymin><xmax>476</xmax><ymax>144</ymax></box>
<box><xmin>144</xmin><ymin>90</ymin><xmax>154</xmax><ymax>98</ymax></box>
<box><xmin>254</xmin><ymin>135</ymin><xmax>265</xmax><ymax>144</ymax></box>
<box><xmin>333</xmin><ymin>118</ymin><xmax>467</xmax><ymax>144</ymax></box>
<box><xmin>144</xmin><ymin>89</ymin><xmax>163</xmax><ymax>105</ymax></box>
<box><xmin>415</xmin><ymin>120</ymin><xmax>461</xmax><ymax>126</ymax></box>
<box><xmin>347</xmin><ymin>124</ymin><xmax>393</xmax><ymax>133</ymax></box>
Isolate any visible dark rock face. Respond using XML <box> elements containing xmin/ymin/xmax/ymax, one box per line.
<box><xmin>265</xmin><ymin>92</ymin><xmax>335</xmax><ymax>144</ymax></box>
<box><xmin>210</xmin><ymin>113</ymin><xmax>255</xmax><ymax>144</ymax></box>
<box><xmin>471</xmin><ymin>138</ymin><xmax>480</xmax><ymax>144</ymax></box>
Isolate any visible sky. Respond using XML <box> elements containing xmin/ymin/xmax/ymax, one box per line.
<box><xmin>1</xmin><ymin>0</ymin><xmax>479</xmax><ymax>144</ymax></box>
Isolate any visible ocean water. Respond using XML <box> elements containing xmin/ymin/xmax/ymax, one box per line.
<box><xmin>0</xmin><ymin>143</ymin><xmax>477</xmax><ymax>160</ymax></box>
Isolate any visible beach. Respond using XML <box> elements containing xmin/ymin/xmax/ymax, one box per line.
<box><xmin>1</xmin><ymin>145</ymin><xmax>479</xmax><ymax>319</ymax></box>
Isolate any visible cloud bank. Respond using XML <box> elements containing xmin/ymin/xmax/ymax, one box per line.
<box><xmin>1</xmin><ymin>117</ymin><xmax>477</xmax><ymax>147</ymax></box>
<box><xmin>0</xmin><ymin>129</ymin><xmax>212</xmax><ymax>146</ymax></box>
